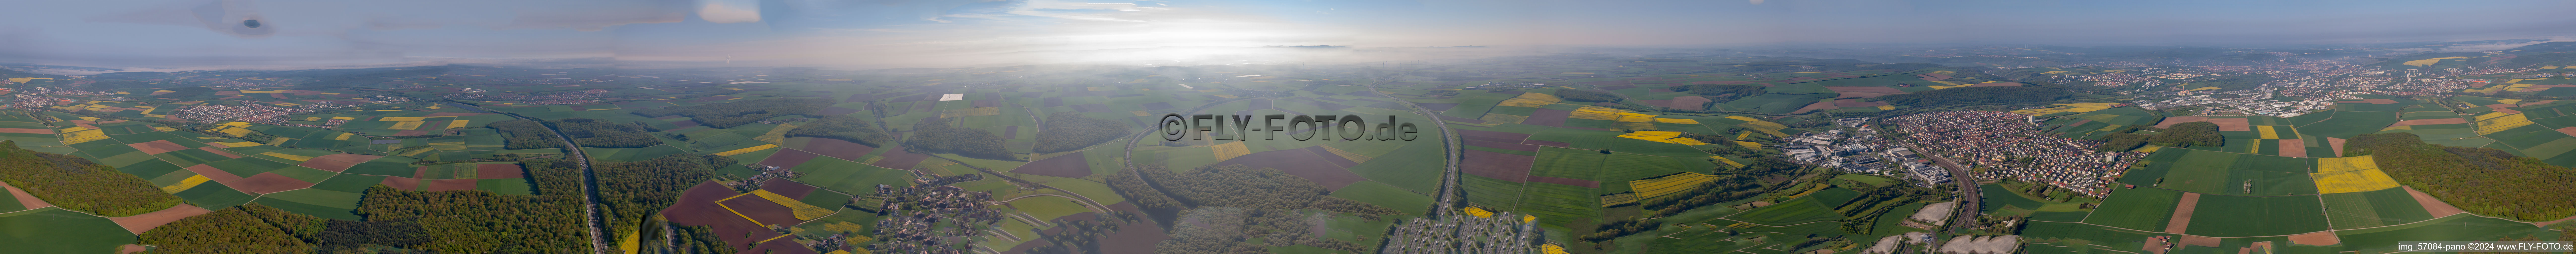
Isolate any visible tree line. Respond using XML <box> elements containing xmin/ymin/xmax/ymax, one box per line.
<box><xmin>2347</xmin><ymin>132</ymin><xmax>2576</xmax><ymax>221</ymax></box>
<box><xmin>904</xmin><ymin>117</ymin><xmax>1015</xmax><ymax>160</ymax></box>
<box><xmin>486</xmin><ymin>120</ymin><xmax>562</xmax><ymax>149</ymax></box>
<box><xmin>1874</xmin><ymin>86</ymin><xmax>2078</xmax><ymax>107</ymax></box>
<box><xmin>589</xmin><ymin>154</ymin><xmax>732</xmax><ymax>246</ymax></box>
<box><xmin>550</xmin><ymin>118</ymin><xmax>662</xmax><ymax>148</ymax></box>
<box><xmin>784</xmin><ymin>116</ymin><xmax>891</xmax><ymax>147</ymax></box>
<box><xmin>1032</xmin><ymin>112</ymin><xmax>1126</xmax><ymax>154</ymax></box>
<box><xmin>631</xmin><ymin>98</ymin><xmax>833</xmax><ymax>129</ymax></box>
<box><xmin>0</xmin><ymin>140</ymin><xmax>183</xmax><ymax>217</ymax></box>
<box><xmin>2145</xmin><ymin>122</ymin><xmax>2223</xmax><ymax>148</ymax></box>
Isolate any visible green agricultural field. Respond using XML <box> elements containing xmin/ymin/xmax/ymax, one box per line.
<box><xmin>2333</xmin><ymin>214</ymin><xmax>2556</xmax><ymax>253</ymax></box>
<box><xmin>0</xmin><ymin>207</ymin><xmax>136</xmax><ymax>254</ymax></box>
<box><xmin>1006</xmin><ymin>195</ymin><xmax>1092</xmax><ymax>221</ymax></box>
<box><xmin>2120</xmin><ymin>159</ymin><xmax>2318</xmax><ymax>196</ymax></box>
<box><xmin>1726</xmin><ymin>187</ymin><xmax>1858</xmax><ymax>226</ymax></box>
<box><xmin>2182</xmin><ymin>194</ymin><xmax>2328</xmax><ymax>237</ymax></box>
<box><xmin>1343</xmin><ymin>142</ymin><xmax>1448</xmax><ymax>193</ymax></box>
<box><xmin>1460</xmin><ymin>175</ymin><xmax>1524</xmax><ymax>211</ymax></box>
<box><xmin>786</xmin><ymin>156</ymin><xmax>914</xmax><ymax>195</ymax></box>
<box><xmin>1512</xmin><ymin>181</ymin><xmax>1599</xmax><ymax>226</ymax></box>
<box><xmin>2320</xmin><ymin>188</ymin><xmax>2435</xmax><ymax>230</ymax></box>
<box><xmin>796</xmin><ymin>189</ymin><xmax>852</xmax><ymax>208</ymax></box>
<box><xmin>2017</xmin><ymin>221</ymin><xmax>2157</xmax><ymax>253</ymax></box>
<box><xmin>1329</xmin><ymin>181</ymin><xmax>1433</xmax><ymax>215</ymax></box>
<box><xmin>172</xmin><ymin>181</ymin><xmax>258</xmax><ymax>209</ymax></box>
<box><xmin>2080</xmin><ymin>187</ymin><xmax>2182</xmax><ymax>231</ymax></box>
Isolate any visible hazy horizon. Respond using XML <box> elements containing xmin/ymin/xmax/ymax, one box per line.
<box><xmin>8</xmin><ymin>0</ymin><xmax>2576</xmax><ymax>72</ymax></box>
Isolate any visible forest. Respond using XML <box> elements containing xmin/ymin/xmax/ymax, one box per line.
<box><xmin>1032</xmin><ymin>112</ymin><xmax>1127</xmax><ymax>154</ymax></box>
<box><xmin>550</xmin><ymin>118</ymin><xmax>662</xmax><ymax>148</ymax></box>
<box><xmin>156</xmin><ymin>87</ymin><xmax>213</xmax><ymax>98</ymax></box>
<box><xmin>1873</xmin><ymin>86</ymin><xmax>2078</xmax><ymax>107</ymax></box>
<box><xmin>2147</xmin><ymin>122</ymin><xmax>2224</xmax><ymax>147</ymax></box>
<box><xmin>486</xmin><ymin>120</ymin><xmax>562</xmax><ymax>149</ymax></box>
<box><xmin>2345</xmin><ymin>132</ymin><xmax>2576</xmax><ymax>221</ymax></box>
<box><xmin>2095</xmin><ymin>132</ymin><xmax>2151</xmax><ymax>151</ymax></box>
<box><xmin>140</xmin><ymin>204</ymin><xmax>437</xmax><ymax>254</ymax></box>
<box><xmin>904</xmin><ymin>117</ymin><xmax>1014</xmax><ymax>160</ymax></box>
<box><xmin>340</xmin><ymin>159</ymin><xmax>591</xmax><ymax>253</ymax></box>
<box><xmin>1670</xmin><ymin>84</ymin><xmax>1769</xmax><ymax>98</ymax></box>
<box><xmin>630</xmin><ymin>98</ymin><xmax>832</xmax><ymax>129</ymax></box>
<box><xmin>783</xmin><ymin>116</ymin><xmax>890</xmax><ymax>147</ymax></box>
<box><xmin>1555</xmin><ymin>89</ymin><xmax>1623</xmax><ymax>102</ymax></box>
<box><xmin>589</xmin><ymin>154</ymin><xmax>731</xmax><ymax>245</ymax></box>
<box><xmin>0</xmin><ymin>141</ymin><xmax>183</xmax><ymax>217</ymax></box>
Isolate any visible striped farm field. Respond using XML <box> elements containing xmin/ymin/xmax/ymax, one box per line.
<box><xmin>2080</xmin><ymin>187</ymin><xmax>2183</xmax><ymax>231</ymax></box>
<box><xmin>2321</xmin><ymin>187</ymin><xmax>2434</xmax><ymax>230</ymax></box>
<box><xmin>2182</xmin><ymin>194</ymin><xmax>2328</xmax><ymax>237</ymax></box>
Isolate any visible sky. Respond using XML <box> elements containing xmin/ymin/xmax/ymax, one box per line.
<box><xmin>5</xmin><ymin>0</ymin><xmax>2575</xmax><ymax>72</ymax></box>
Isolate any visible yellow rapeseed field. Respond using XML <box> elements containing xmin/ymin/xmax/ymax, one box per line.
<box><xmin>2312</xmin><ymin>155</ymin><xmax>2399</xmax><ymax>193</ymax></box>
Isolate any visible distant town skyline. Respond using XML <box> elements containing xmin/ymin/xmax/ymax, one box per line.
<box><xmin>6</xmin><ymin>0</ymin><xmax>2575</xmax><ymax>71</ymax></box>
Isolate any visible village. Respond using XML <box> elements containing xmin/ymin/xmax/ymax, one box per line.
<box><xmin>1883</xmin><ymin>111</ymin><xmax>2145</xmax><ymax>197</ymax></box>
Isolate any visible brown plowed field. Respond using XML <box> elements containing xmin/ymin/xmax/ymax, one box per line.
<box><xmin>2327</xmin><ymin>137</ymin><xmax>2347</xmax><ymax>157</ymax></box>
<box><xmin>194</xmin><ymin>147</ymin><xmax>244</xmax><ymax>158</ymax></box>
<box><xmin>870</xmin><ymin>145</ymin><xmax>929</xmax><ymax>170</ymax></box>
<box><xmin>1</xmin><ymin>181</ymin><xmax>52</xmax><ymax>210</ymax></box>
<box><xmin>759</xmin><ymin>178</ymin><xmax>819</xmax><ymax>199</ymax></box>
<box><xmin>746</xmin><ymin>238</ymin><xmax>821</xmax><ymax>254</ymax></box>
<box><xmin>1466</xmin><ymin>139</ymin><xmax>1539</xmax><ymax>152</ymax></box>
<box><xmin>2155</xmin><ymin>117</ymin><xmax>2252</xmax><ymax>131</ymax></box>
<box><xmin>718</xmin><ymin>193</ymin><xmax>803</xmax><ymax>226</ymax></box>
<box><xmin>232</xmin><ymin>173</ymin><xmax>316</xmax><ymax>194</ymax></box>
<box><xmin>128</xmin><ymin>140</ymin><xmax>188</xmax><ymax>155</ymax></box>
<box><xmin>1013</xmin><ymin>151</ymin><xmax>1093</xmax><ymax>178</ymax></box>
<box><xmin>1216</xmin><ymin>148</ymin><xmax>1363</xmax><ymax>191</ymax></box>
<box><xmin>1526</xmin><ymin>176</ymin><xmax>1598</xmax><ymax>188</ymax></box>
<box><xmin>798</xmin><ymin>138</ymin><xmax>876</xmax><ymax>162</ymax></box>
<box><xmin>183</xmin><ymin>164</ymin><xmax>245</xmax><ymax>183</ymax></box>
<box><xmin>664</xmin><ymin>181</ymin><xmax>783</xmax><ymax>252</ymax></box>
<box><xmin>475</xmin><ymin>164</ymin><xmax>525</xmax><ymax>179</ymax></box>
<box><xmin>1461</xmin><ymin>150</ymin><xmax>1534</xmax><ymax>182</ymax></box>
<box><xmin>1523</xmin><ymin>140</ymin><xmax>1572</xmax><ymax>147</ymax></box>
<box><xmin>1791</xmin><ymin>101</ymin><xmax>1836</xmax><ymax>114</ymax></box>
<box><xmin>2402</xmin><ymin>186</ymin><xmax>2467</xmax><ymax>218</ymax></box>
<box><xmin>756</xmin><ymin>148</ymin><xmax>822</xmax><ymax>169</ymax></box>
<box><xmin>2286</xmin><ymin>231</ymin><xmax>2340</xmax><ymax>246</ymax></box>
<box><xmin>2276</xmin><ymin>139</ymin><xmax>2305</xmax><ymax>157</ymax></box>
<box><xmin>1522</xmin><ymin>109</ymin><xmax>1572</xmax><ymax>127</ymax></box>
<box><xmin>2164</xmin><ymin>192</ymin><xmax>2200</xmax><ymax>234</ymax></box>
<box><xmin>109</xmin><ymin>204</ymin><xmax>209</xmax><ymax>234</ymax></box>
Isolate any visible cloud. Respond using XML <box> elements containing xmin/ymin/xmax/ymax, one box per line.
<box><xmin>696</xmin><ymin>0</ymin><xmax>760</xmax><ymax>24</ymax></box>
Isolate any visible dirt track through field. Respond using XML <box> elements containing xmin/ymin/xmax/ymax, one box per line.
<box><xmin>2163</xmin><ymin>192</ymin><xmax>2201</xmax><ymax>234</ymax></box>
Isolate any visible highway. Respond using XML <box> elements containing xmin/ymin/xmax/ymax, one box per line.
<box><xmin>1904</xmin><ymin>143</ymin><xmax>1981</xmax><ymax>234</ymax></box>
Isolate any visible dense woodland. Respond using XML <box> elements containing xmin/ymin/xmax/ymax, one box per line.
<box><xmin>0</xmin><ymin>141</ymin><xmax>183</xmax><ymax>217</ymax></box>
<box><xmin>1113</xmin><ymin>164</ymin><xmax>1387</xmax><ymax>253</ymax></box>
<box><xmin>904</xmin><ymin>117</ymin><xmax>1015</xmax><ymax>160</ymax></box>
<box><xmin>1025</xmin><ymin>211</ymin><xmax>1142</xmax><ymax>254</ymax></box>
<box><xmin>1554</xmin><ymin>89</ymin><xmax>1623</xmax><ymax>102</ymax></box>
<box><xmin>631</xmin><ymin>98</ymin><xmax>832</xmax><ymax>129</ymax></box>
<box><xmin>1874</xmin><ymin>86</ymin><xmax>2078</xmax><ymax>107</ymax></box>
<box><xmin>550</xmin><ymin>118</ymin><xmax>662</xmax><ymax>148</ymax></box>
<box><xmin>156</xmin><ymin>87</ymin><xmax>213</xmax><ymax>98</ymax></box>
<box><xmin>1032</xmin><ymin>112</ymin><xmax>1127</xmax><ymax>154</ymax></box>
<box><xmin>350</xmin><ymin>159</ymin><xmax>591</xmax><ymax>253</ymax></box>
<box><xmin>2147</xmin><ymin>122</ymin><xmax>2224</xmax><ymax>147</ymax></box>
<box><xmin>2096</xmin><ymin>132</ymin><xmax>2152</xmax><ymax>151</ymax></box>
<box><xmin>486</xmin><ymin>120</ymin><xmax>563</xmax><ymax>149</ymax></box>
<box><xmin>1670</xmin><ymin>84</ymin><xmax>1769</xmax><ymax>99</ymax></box>
<box><xmin>140</xmin><ymin>204</ymin><xmax>443</xmax><ymax>253</ymax></box>
<box><xmin>587</xmin><ymin>154</ymin><xmax>731</xmax><ymax>245</ymax></box>
<box><xmin>2346</xmin><ymin>132</ymin><xmax>2576</xmax><ymax>221</ymax></box>
<box><xmin>784</xmin><ymin>116</ymin><xmax>891</xmax><ymax>147</ymax></box>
